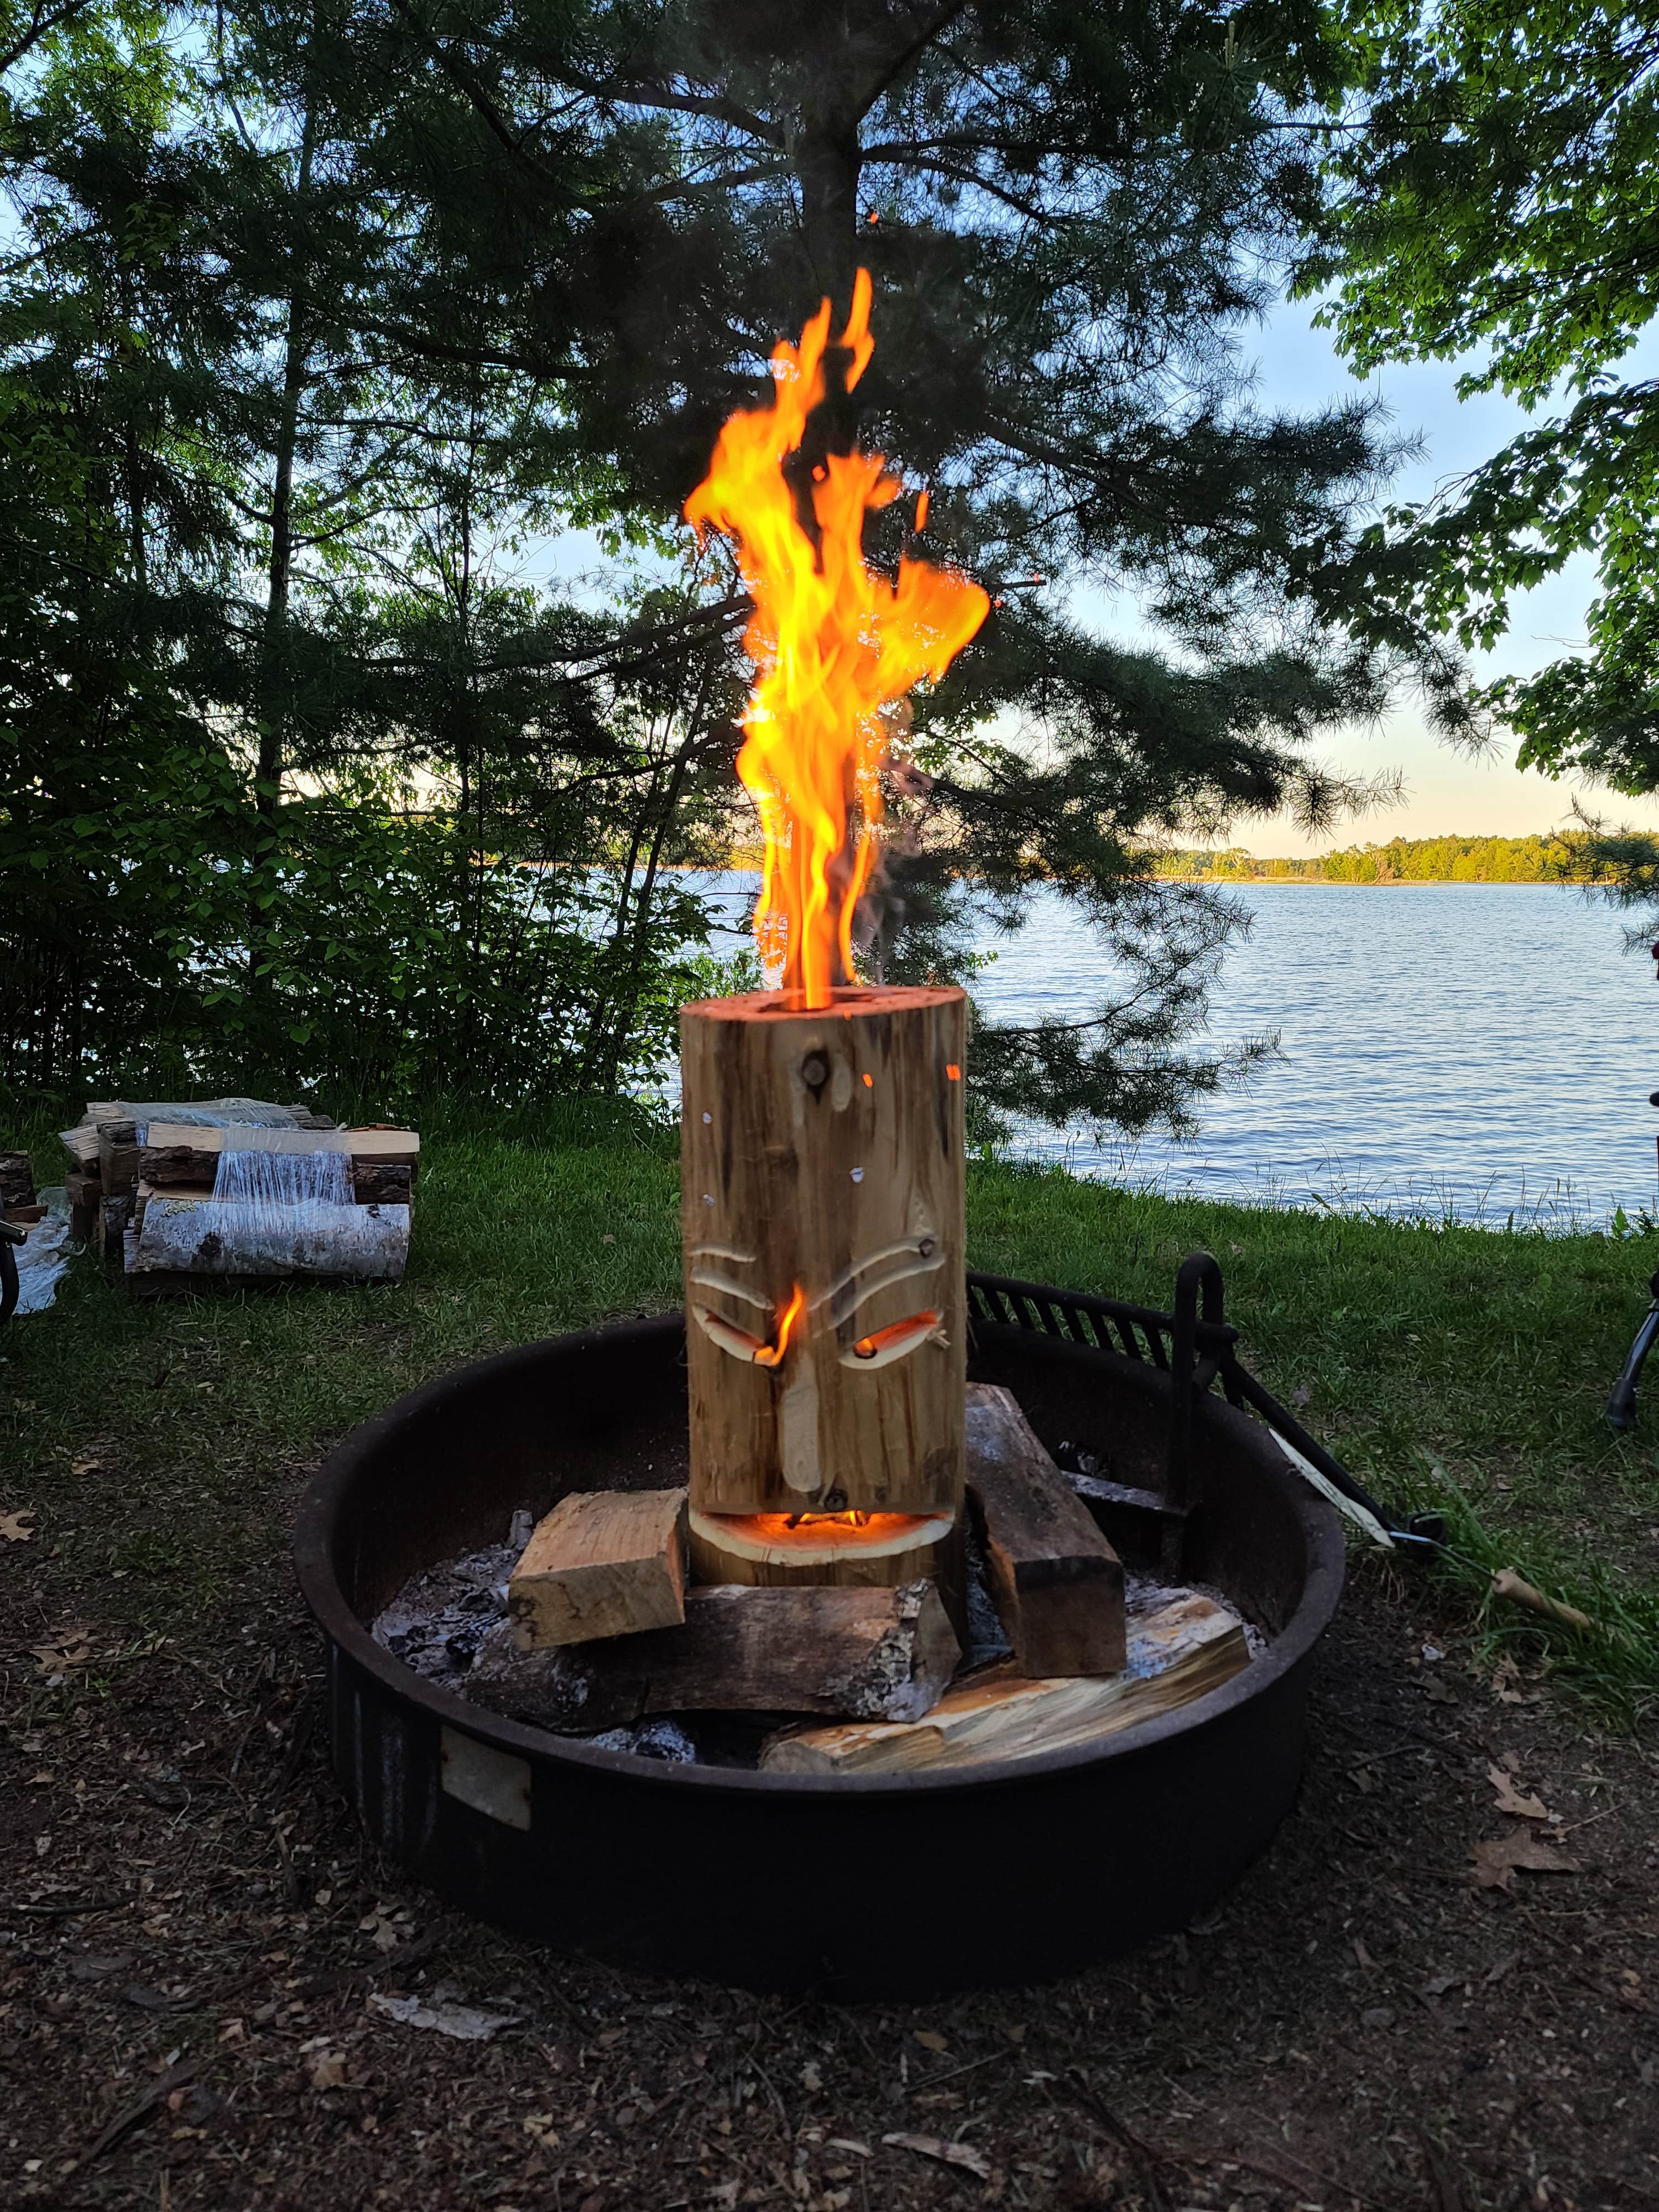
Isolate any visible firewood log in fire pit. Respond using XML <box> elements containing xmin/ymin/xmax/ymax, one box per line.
<box><xmin>508</xmin><ymin>1488</ymin><xmax>688</xmax><ymax>1647</ymax></box>
<box><xmin>759</xmin><ymin>1594</ymin><xmax>1248</xmax><ymax>1775</ymax></box>
<box><xmin>466</xmin><ymin>1579</ymin><xmax>961</xmax><ymax>1730</ymax></box>
<box><xmin>964</xmin><ymin>1383</ymin><xmax>1126</xmax><ymax>1676</ymax></box>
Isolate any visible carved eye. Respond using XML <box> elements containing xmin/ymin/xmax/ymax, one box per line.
<box><xmin>847</xmin><ymin>1310</ymin><xmax>944</xmax><ymax>1370</ymax></box>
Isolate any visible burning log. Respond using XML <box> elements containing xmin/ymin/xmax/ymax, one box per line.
<box><xmin>758</xmin><ymin>1594</ymin><xmax>1248</xmax><ymax>1775</ymax></box>
<box><xmin>680</xmin><ymin>984</ymin><xmax>967</xmax><ymax>1518</ymax></box>
<box><xmin>687</xmin><ymin>1505</ymin><xmax>962</xmax><ymax>1597</ymax></box>
<box><xmin>965</xmin><ymin>1384</ymin><xmax>1126</xmax><ymax>1677</ymax></box>
<box><xmin>466</xmin><ymin>1579</ymin><xmax>961</xmax><ymax>1731</ymax></box>
<box><xmin>508</xmin><ymin>1488</ymin><xmax>689</xmax><ymax>1648</ymax></box>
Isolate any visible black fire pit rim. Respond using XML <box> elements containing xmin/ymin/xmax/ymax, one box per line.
<box><xmin>293</xmin><ymin>1308</ymin><xmax>1345</xmax><ymax>1797</ymax></box>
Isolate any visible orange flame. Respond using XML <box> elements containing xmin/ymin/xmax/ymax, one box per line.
<box><xmin>753</xmin><ymin>1282</ymin><xmax>805</xmax><ymax>1369</ymax></box>
<box><xmin>685</xmin><ymin>269</ymin><xmax>990</xmax><ymax>1006</ymax></box>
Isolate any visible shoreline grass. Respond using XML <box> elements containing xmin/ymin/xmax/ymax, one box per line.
<box><xmin>3</xmin><ymin>1113</ymin><xmax>1656</xmax><ymax>1724</ymax></box>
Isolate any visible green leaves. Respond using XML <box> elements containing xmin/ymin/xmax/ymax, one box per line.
<box><xmin>1314</xmin><ymin>0</ymin><xmax>1659</xmax><ymax>792</ymax></box>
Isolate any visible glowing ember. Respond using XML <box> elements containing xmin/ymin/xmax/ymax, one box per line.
<box><xmin>685</xmin><ymin>269</ymin><xmax>989</xmax><ymax>1008</ymax></box>
<box><xmin>709</xmin><ymin>1510</ymin><xmax>947</xmax><ymax>1555</ymax></box>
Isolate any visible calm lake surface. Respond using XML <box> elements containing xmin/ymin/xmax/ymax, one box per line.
<box><xmin>685</xmin><ymin>877</ymin><xmax>1659</xmax><ymax>1227</ymax></box>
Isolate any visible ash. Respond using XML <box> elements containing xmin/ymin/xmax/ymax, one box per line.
<box><xmin>370</xmin><ymin>1501</ymin><xmax>1261</xmax><ymax>1767</ymax></box>
<box><xmin>1125</xmin><ymin>1571</ymin><xmax>1269</xmax><ymax>1661</ymax></box>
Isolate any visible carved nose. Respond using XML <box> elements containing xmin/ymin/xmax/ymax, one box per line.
<box><xmin>778</xmin><ymin>1355</ymin><xmax>821</xmax><ymax>1496</ymax></box>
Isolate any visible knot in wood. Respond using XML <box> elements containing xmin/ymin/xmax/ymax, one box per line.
<box><xmin>799</xmin><ymin>1052</ymin><xmax>830</xmax><ymax>1096</ymax></box>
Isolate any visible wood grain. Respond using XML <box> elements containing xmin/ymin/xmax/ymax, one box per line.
<box><xmin>508</xmin><ymin>1488</ymin><xmax>688</xmax><ymax>1647</ymax></box>
<box><xmin>680</xmin><ymin>985</ymin><xmax>966</xmax><ymax>1515</ymax></box>
<box><xmin>964</xmin><ymin>1383</ymin><xmax>1126</xmax><ymax>1676</ymax></box>
<box><xmin>467</xmin><ymin>1579</ymin><xmax>962</xmax><ymax>1730</ymax></box>
<box><xmin>758</xmin><ymin>1594</ymin><xmax>1248</xmax><ymax>1774</ymax></box>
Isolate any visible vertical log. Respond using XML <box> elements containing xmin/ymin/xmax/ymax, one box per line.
<box><xmin>680</xmin><ymin>985</ymin><xmax>966</xmax><ymax>1516</ymax></box>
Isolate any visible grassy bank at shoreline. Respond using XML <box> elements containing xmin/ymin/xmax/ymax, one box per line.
<box><xmin>3</xmin><ymin>1114</ymin><xmax>1657</xmax><ymax>1720</ymax></box>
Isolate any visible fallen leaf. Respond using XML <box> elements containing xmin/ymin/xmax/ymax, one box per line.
<box><xmin>367</xmin><ymin>1992</ymin><xmax>518</xmax><ymax>2042</ymax></box>
<box><xmin>800</xmin><ymin>2063</ymin><xmax>823</xmax><ymax>2091</ymax></box>
<box><xmin>1420</xmin><ymin>1674</ymin><xmax>1458</xmax><ymax>1705</ymax></box>
<box><xmin>914</xmin><ymin>2030</ymin><xmax>948</xmax><ymax>2054</ymax></box>
<box><xmin>1488</xmin><ymin>1762</ymin><xmax>1549</xmax><ymax>1820</ymax></box>
<box><xmin>883</xmin><ymin>2132</ymin><xmax>992</xmax><ymax>2181</ymax></box>
<box><xmin>1470</xmin><ymin>1831</ymin><xmax>1581</xmax><ymax>1891</ymax></box>
<box><xmin>1</xmin><ymin>1510</ymin><xmax>35</xmax><ymax>1542</ymax></box>
<box><xmin>1291</xmin><ymin>1384</ymin><xmax>1312</xmax><ymax>1406</ymax></box>
<box><xmin>826</xmin><ymin>2138</ymin><xmax>872</xmax><ymax>2158</ymax></box>
<box><xmin>307</xmin><ymin>2051</ymin><xmax>347</xmax><ymax>2090</ymax></box>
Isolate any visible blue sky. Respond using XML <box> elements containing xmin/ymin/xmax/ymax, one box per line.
<box><xmin>1241</xmin><ymin>301</ymin><xmax>1659</xmax><ymax>856</ymax></box>
<box><xmin>520</xmin><ymin>296</ymin><xmax>1659</xmax><ymax>860</ymax></box>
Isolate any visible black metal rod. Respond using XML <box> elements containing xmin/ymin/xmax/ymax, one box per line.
<box><xmin>1606</xmin><ymin>1282</ymin><xmax>1659</xmax><ymax>1431</ymax></box>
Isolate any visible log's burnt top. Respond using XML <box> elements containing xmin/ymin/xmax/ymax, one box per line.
<box><xmin>680</xmin><ymin>983</ymin><xmax>967</xmax><ymax>1021</ymax></box>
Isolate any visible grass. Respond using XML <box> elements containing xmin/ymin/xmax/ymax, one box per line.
<box><xmin>4</xmin><ymin>1107</ymin><xmax>1658</xmax><ymax>1719</ymax></box>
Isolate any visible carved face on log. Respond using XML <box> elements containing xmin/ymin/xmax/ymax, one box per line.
<box><xmin>680</xmin><ymin>985</ymin><xmax>967</xmax><ymax>1516</ymax></box>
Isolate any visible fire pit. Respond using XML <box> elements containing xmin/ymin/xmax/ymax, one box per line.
<box><xmin>294</xmin><ymin>1268</ymin><xmax>1344</xmax><ymax>1996</ymax></box>
<box><xmin>294</xmin><ymin>281</ymin><xmax>1352</xmax><ymax>1993</ymax></box>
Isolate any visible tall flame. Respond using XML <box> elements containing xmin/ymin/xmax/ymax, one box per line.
<box><xmin>685</xmin><ymin>269</ymin><xmax>990</xmax><ymax>1008</ymax></box>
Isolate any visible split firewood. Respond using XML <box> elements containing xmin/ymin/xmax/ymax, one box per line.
<box><xmin>144</xmin><ymin>1120</ymin><xmax>419</xmax><ymax>1170</ymax></box>
<box><xmin>964</xmin><ymin>1383</ymin><xmax>1126</xmax><ymax>1676</ymax></box>
<box><xmin>758</xmin><ymin>1593</ymin><xmax>1248</xmax><ymax>1775</ymax></box>
<box><xmin>96</xmin><ymin>1119</ymin><xmax>140</xmax><ymax>1204</ymax></box>
<box><xmin>508</xmin><ymin>1488</ymin><xmax>689</xmax><ymax>1648</ymax></box>
<box><xmin>140</xmin><ymin>1143</ymin><xmax>411</xmax><ymax>1204</ymax></box>
<box><xmin>0</xmin><ymin>1152</ymin><xmax>35</xmax><ymax>1211</ymax></box>
<box><xmin>58</xmin><ymin>1122</ymin><xmax>102</xmax><ymax>1172</ymax></box>
<box><xmin>64</xmin><ymin>1168</ymin><xmax>101</xmax><ymax>1245</ymax></box>
<box><xmin>466</xmin><ymin>1580</ymin><xmax>961</xmax><ymax>1731</ymax></box>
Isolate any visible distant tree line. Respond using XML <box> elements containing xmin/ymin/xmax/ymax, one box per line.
<box><xmin>1157</xmin><ymin>834</ymin><xmax>1587</xmax><ymax>884</ymax></box>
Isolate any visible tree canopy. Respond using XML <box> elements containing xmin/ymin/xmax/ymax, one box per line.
<box><xmin>1308</xmin><ymin>0</ymin><xmax>1659</xmax><ymax>795</ymax></box>
<box><xmin>1</xmin><ymin>0</ymin><xmax>1446</xmax><ymax>1130</ymax></box>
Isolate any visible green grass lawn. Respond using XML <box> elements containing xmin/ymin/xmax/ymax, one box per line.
<box><xmin>4</xmin><ymin>1112</ymin><xmax>1657</xmax><ymax>1716</ymax></box>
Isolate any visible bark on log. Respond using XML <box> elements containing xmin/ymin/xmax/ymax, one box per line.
<box><xmin>0</xmin><ymin>1152</ymin><xmax>35</xmax><ymax>1209</ymax></box>
<box><xmin>128</xmin><ymin>1195</ymin><xmax>409</xmax><ymax>1280</ymax></box>
<box><xmin>143</xmin><ymin>1122</ymin><xmax>418</xmax><ymax>1170</ymax></box>
<box><xmin>680</xmin><ymin>984</ymin><xmax>966</xmax><ymax>1516</ymax></box>
<box><xmin>140</xmin><ymin>1143</ymin><xmax>411</xmax><ymax>1203</ymax></box>
<box><xmin>65</xmin><ymin>1170</ymin><xmax>100</xmax><ymax>1246</ymax></box>
<box><xmin>759</xmin><ymin>1595</ymin><xmax>1248</xmax><ymax>1775</ymax></box>
<box><xmin>964</xmin><ymin>1384</ymin><xmax>1126</xmax><ymax>1677</ymax></box>
<box><xmin>466</xmin><ymin>1579</ymin><xmax>961</xmax><ymax>1731</ymax></box>
<box><xmin>508</xmin><ymin>1488</ymin><xmax>688</xmax><ymax>1648</ymax></box>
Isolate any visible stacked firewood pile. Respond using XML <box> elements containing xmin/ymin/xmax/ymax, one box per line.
<box><xmin>375</xmin><ymin>1385</ymin><xmax>1252</xmax><ymax>1775</ymax></box>
<box><xmin>58</xmin><ymin>1098</ymin><xmax>419</xmax><ymax>1296</ymax></box>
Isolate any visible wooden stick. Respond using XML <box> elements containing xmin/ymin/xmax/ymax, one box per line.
<box><xmin>965</xmin><ymin>1383</ymin><xmax>1126</xmax><ymax>1676</ymax></box>
<box><xmin>466</xmin><ymin>1579</ymin><xmax>961</xmax><ymax>1731</ymax></box>
<box><xmin>1490</xmin><ymin>1568</ymin><xmax>1599</xmax><ymax>1635</ymax></box>
<box><xmin>508</xmin><ymin>1488</ymin><xmax>689</xmax><ymax>1647</ymax></box>
<box><xmin>758</xmin><ymin>1594</ymin><xmax>1248</xmax><ymax>1775</ymax></box>
<box><xmin>680</xmin><ymin>984</ymin><xmax>967</xmax><ymax>1519</ymax></box>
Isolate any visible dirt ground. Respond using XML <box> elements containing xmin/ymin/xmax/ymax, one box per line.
<box><xmin>3</xmin><ymin>1509</ymin><xmax>1657</xmax><ymax>2212</ymax></box>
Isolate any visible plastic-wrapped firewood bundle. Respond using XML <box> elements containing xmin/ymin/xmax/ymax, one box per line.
<box><xmin>58</xmin><ymin>1098</ymin><xmax>419</xmax><ymax>1295</ymax></box>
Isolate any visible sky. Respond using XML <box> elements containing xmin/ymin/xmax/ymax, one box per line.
<box><xmin>517</xmin><ymin>293</ymin><xmax>1659</xmax><ymax>862</ymax></box>
<box><xmin>1237</xmin><ymin>302</ymin><xmax>1659</xmax><ymax>857</ymax></box>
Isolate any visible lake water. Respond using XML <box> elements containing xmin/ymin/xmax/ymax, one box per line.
<box><xmin>682</xmin><ymin>876</ymin><xmax>1659</xmax><ymax>1228</ymax></box>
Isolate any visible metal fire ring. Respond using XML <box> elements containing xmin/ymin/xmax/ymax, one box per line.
<box><xmin>294</xmin><ymin>1264</ymin><xmax>1347</xmax><ymax>1996</ymax></box>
